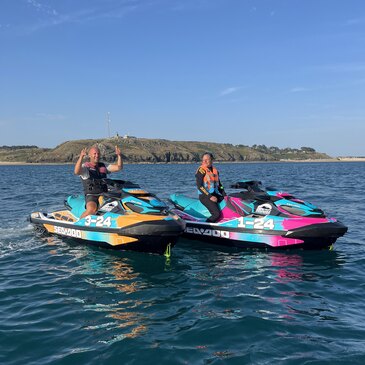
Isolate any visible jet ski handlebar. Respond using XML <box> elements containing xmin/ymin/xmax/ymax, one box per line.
<box><xmin>102</xmin><ymin>178</ymin><xmax>141</xmax><ymax>190</ymax></box>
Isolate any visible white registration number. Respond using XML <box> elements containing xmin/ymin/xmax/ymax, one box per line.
<box><xmin>84</xmin><ymin>216</ymin><xmax>112</xmax><ymax>227</ymax></box>
<box><xmin>238</xmin><ymin>217</ymin><xmax>275</xmax><ymax>230</ymax></box>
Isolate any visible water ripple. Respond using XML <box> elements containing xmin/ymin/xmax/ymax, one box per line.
<box><xmin>1</xmin><ymin>163</ymin><xmax>365</xmax><ymax>364</ymax></box>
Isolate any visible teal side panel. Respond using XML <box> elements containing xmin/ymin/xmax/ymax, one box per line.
<box><xmin>66</xmin><ymin>195</ymin><xmax>86</xmax><ymax>218</ymax></box>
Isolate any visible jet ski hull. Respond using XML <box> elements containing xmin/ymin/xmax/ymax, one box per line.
<box><xmin>180</xmin><ymin>219</ymin><xmax>347</xmax><ymax>250</ymax></box>
<box><xmin>30</xmin><ymin>210</ymin><xmax>185</xmax><ymax>255</ymax></box>
<box><xmin>170</xmin><ymin>190</ymin><xmax>348</xmax><ymax>250</ymax></box>
<box><xmin>30</xmin><ymin>179</ymin><xmax>186</xmax><ymax>255</ymax></box>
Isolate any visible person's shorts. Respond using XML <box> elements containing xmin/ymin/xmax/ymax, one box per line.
<box><xmin>85</xmin><ymin>194</ymin><xmax>101</xmax><ymax>206</ymax></box>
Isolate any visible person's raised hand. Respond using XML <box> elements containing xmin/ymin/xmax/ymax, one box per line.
<box><xmin>80</xmin><ymin>148</ymin><xmax>87</xmax><ymax>158</ymax></box>
<box><xmin>115</xmin><ymin>146</ymin><xmax>121</xmax><ymax>156</ymax></box>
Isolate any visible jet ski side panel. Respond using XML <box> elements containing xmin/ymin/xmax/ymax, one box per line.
<box><xmin>182</xmin><ymin>220</ymin><xmax>342</xmax><ymax>249</ymax></box>
<box><xmin>30</xmin><ymin>182</ymin><xmax>186</xmax><ymax>255</ymax></box>
<box><xmin>170</xmin><ymin>191</ymin><xmax>348</xmax><ymax>250</ymax></box>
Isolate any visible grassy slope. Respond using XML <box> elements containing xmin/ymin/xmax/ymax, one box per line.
<box><xmin>0</xmin><ymin>138</ymin><xmax>332</xmax><ymax>163</ymax></box>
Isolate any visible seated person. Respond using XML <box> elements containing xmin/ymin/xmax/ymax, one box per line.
<box><xmin>196</xmin><ymin>152</ymin><xmax>226</xmax><ymax>222</ymax></box>
<box><xmin>74</xmin><ymin>145</ymin><xmax>123</xmax><ymax>218</ymax></box>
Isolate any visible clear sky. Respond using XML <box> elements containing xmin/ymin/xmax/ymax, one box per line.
<box><xmin>1</xmin><ymin>0</ymin><xmax>365</xmax><ymax>156</ymax></box>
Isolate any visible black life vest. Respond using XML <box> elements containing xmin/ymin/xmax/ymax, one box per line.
<box><xmin>81</xmin><ymin>162</ymin><xmax>108</xmax><ymax>195</ymax></box>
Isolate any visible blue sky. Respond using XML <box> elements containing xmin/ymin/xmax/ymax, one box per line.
<box><xmin>1</xmin><ymin>0</ymin><xmax>365</xmax><ymax>156</ymax></box>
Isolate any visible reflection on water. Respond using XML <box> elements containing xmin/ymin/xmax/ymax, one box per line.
<box><xmin>270</xmin><ymin>253</ymin><xmax>304</xmax><ymax>283</ymax></box>
<box><xmin>261</xmin><ymin>250</ymin><xmax>345</xmax><ymax>323</ymax></box>
<box><xmin>45</xmin><ymin>237</ymin><xmax>163</xmax><ymax>344</ymax></box>
<box><xmin>176</xmin><ymin>243</ymin><xmax>347</xmax><ymax>326</ymax></box>
<box><xmin>46</xmin><ymin>238</ymin><xmax>347</xmax><ymax>327</ymax></box>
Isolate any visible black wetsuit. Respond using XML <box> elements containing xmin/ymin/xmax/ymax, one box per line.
<box><xmin>196</xmin><ymin>167</ymin><xmax>226</xmax><ymax>223</ymax></box>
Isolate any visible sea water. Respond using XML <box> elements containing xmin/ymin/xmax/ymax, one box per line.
<box><xmin>0</xmin><ymin>162</ymin><xmax>364</xmax><ymax>364</ymax></box>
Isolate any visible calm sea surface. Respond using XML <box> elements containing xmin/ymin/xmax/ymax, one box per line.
<box><xmin>1</xmin><ymin>162</ymin><xmax>365</xmax><ymax>365</ymax></box>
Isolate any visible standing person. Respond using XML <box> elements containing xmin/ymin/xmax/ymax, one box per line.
<box><xmin>196</xmin><ymin>152</ymin><xmax>226</xmax><ymax>223</ymax></box>
<box><xmin>74</xmin><ymin>145</ymin><xmax>123</xmax><ymax>218</ymax></box>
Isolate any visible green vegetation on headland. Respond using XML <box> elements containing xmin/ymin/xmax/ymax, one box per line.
<box><xmin>0</xmin><ymin>137</ymin><xmax>332</xmax><ymax>163</ymax></box>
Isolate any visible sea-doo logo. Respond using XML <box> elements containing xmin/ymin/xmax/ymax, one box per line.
<box><xmin>186</xmin><ymin>227</ymin><xmax>229</xmax><ymax>238</ymax></box>
<box><xmin>255</xmin><ymin>203</ymin><xmax>272</xmax><ymax>215</ymax></box>
<box><xmin>54</xmin><ymin>226</ymin><xmax>82</xmax><ymax>238</ymax></box>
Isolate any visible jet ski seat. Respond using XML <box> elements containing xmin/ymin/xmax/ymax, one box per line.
<box><xmin>169</xmin><ymin>194</ymin><xmax>211</xmax><ymax>219</ymax></box>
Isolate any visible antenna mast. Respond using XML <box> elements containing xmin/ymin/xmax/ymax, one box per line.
<box><xmin>107</xmin><ymin>112</ymin><xmax>111</xmax><ymax>138</ymax></box>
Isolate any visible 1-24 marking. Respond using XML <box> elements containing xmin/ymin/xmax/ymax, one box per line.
<box><xmin>238</xmin><ymin>217</ymin><xmax>275</xmax><ymax>230</ymax></box>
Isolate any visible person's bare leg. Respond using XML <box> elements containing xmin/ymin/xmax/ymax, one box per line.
<box><xmin>80</xmin><ymin>201</ymin><xmax>98</xmax><ymax>219</ymax></box>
